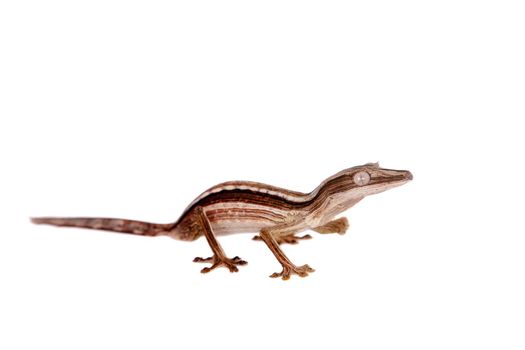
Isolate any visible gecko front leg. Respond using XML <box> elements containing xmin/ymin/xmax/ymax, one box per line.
<box><xmin>258</xmin><ymin>225</ymin><xmax>315</xmax><ymax>280</ymax></box>
<box><xmin>192</xmin><ymin>207</ymin><xmax>247</xmax><ymax>273</ymax></box>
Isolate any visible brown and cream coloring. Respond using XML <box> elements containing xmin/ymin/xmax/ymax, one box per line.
<box><xmin>31</xmin><ymin>163</ymin><xmax>412</xmax><ymax>280</ymax></box>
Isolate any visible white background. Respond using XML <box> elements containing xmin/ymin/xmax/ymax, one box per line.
<box><xmin>1</xmin><ymin>1</ymin><xmax>524</xmax><ymax>349</ymax></box>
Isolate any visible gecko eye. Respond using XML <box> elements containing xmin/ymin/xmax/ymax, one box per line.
<box><xmin>353</xmin><ymin>171</ymin><xmax>371</xmax><ymax>186</ymax></box>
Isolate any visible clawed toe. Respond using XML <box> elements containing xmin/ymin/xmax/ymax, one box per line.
<box><xmin>270</xmin><ymin>264</ymin><xmax>315</xmax><ymax>280</ymax></box>
<box><xmin>231</xmin><ymin>256</ymin><xmax>248</xmax><ymax>265</ymax></box>
<box><xmin>193</xmin><ymin>256</ymin><xmax>213</xmax><ymax>263</ymax></box>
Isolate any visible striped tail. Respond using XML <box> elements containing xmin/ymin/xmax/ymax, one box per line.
<box><xmin>30</xmin><ymin>217</ymin><xmax>174</xmax><ymax>236</ymax></box>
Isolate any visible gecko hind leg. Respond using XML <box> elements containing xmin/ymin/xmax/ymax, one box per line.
<box><xmin>252</xmin><ymin>233</ymin><xmax>312</xmax><ymax>245</ymax></box>
<box><xmin>193</xmin><ymin>207</ymin><xmax>247</xmax><ymax>273</ymax></box>
<box><xmin>312</xmin><ymin>217</ymin><xmax>349</xmax><ymax>235</ymax></box>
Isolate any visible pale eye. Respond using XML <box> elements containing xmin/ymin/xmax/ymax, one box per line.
<box><xmin>353</xmin><ymin>171</ymin><xmax>370</xmax><ymax>186</ymax></box>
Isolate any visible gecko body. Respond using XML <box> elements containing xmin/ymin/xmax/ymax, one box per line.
<box><xmin>32</xmin><ymin>163</ymin><xmax>412</xmax><ymax>279</ymax></box>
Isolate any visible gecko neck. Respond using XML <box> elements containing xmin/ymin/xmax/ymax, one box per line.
<box><xmin>305</xmin><ymin>174</ymin><xmax>365</xmax><ymax>225</ymax></box>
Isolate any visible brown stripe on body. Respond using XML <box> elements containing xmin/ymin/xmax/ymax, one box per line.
<box><xmin>187</xmin><ymin>181</ymin><xmax>308</xmax><ymax>207</ymax></box>
<box><xmin>175</xmin><ymin>189</ymin><xmax>310</xmax><ymax>225</ymax></box>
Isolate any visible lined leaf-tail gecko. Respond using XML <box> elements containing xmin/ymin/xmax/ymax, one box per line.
<box><xmin>31</xmin><ymin>163</ymin><xmax>412</xmax><ymax>280</ymax></box>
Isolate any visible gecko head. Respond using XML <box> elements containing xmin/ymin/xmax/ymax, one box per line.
<box><xmin>338</xmin><ymin>162</ymin><xmax>413</xmax><ymax>197</ymax></box>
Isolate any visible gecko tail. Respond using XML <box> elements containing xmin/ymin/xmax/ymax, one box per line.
<box><xmin>30</xmin><ymin>217</ymin><xmax>174</xmax><ymax>236</ymax></box>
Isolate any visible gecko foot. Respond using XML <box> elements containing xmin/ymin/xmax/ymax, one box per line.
<box><xmin>252</xmin><ymin>234</ymin><xmax>312</xmax><ymax>245</ymax></box>
<box><xmin>193</xmin><ymin>255</ymin><xmax>247</xmax><ymax>273</ymax></box>
<box><xmin>270</xmin><ymin>264</ymin><xmax>315</xmax><ymax>280</ymax></box>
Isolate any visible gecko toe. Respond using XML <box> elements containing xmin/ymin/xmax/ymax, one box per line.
<box><xmin>302</xmin><ymin>264</ymin><xmax>315</xmax><ymax>272</ymax></box>
<box><xmin>227</xmin><ymin>265</ymin><xmax>239</xmax><ymax>273</ymax></box>
<box><xmin>193</xmin><ymin>256</ymin><xmax>213</xmax><ymax>263</ymax></box>
<box><xmin>232</xmin><ymin>256</ymin><xmax>248</xmax><ymax>265</ymax></box>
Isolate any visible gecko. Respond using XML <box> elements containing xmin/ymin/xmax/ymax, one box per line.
<box><xmin>31</xmin><ymin>162</ymin><xmax>412</xmax><ymax>280</ymax></box>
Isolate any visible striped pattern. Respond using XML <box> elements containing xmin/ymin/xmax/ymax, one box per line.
<box><xmin>31</xmin><ymin>164</ymin><xmax>413</xmax><ymax>241</ymax></box>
